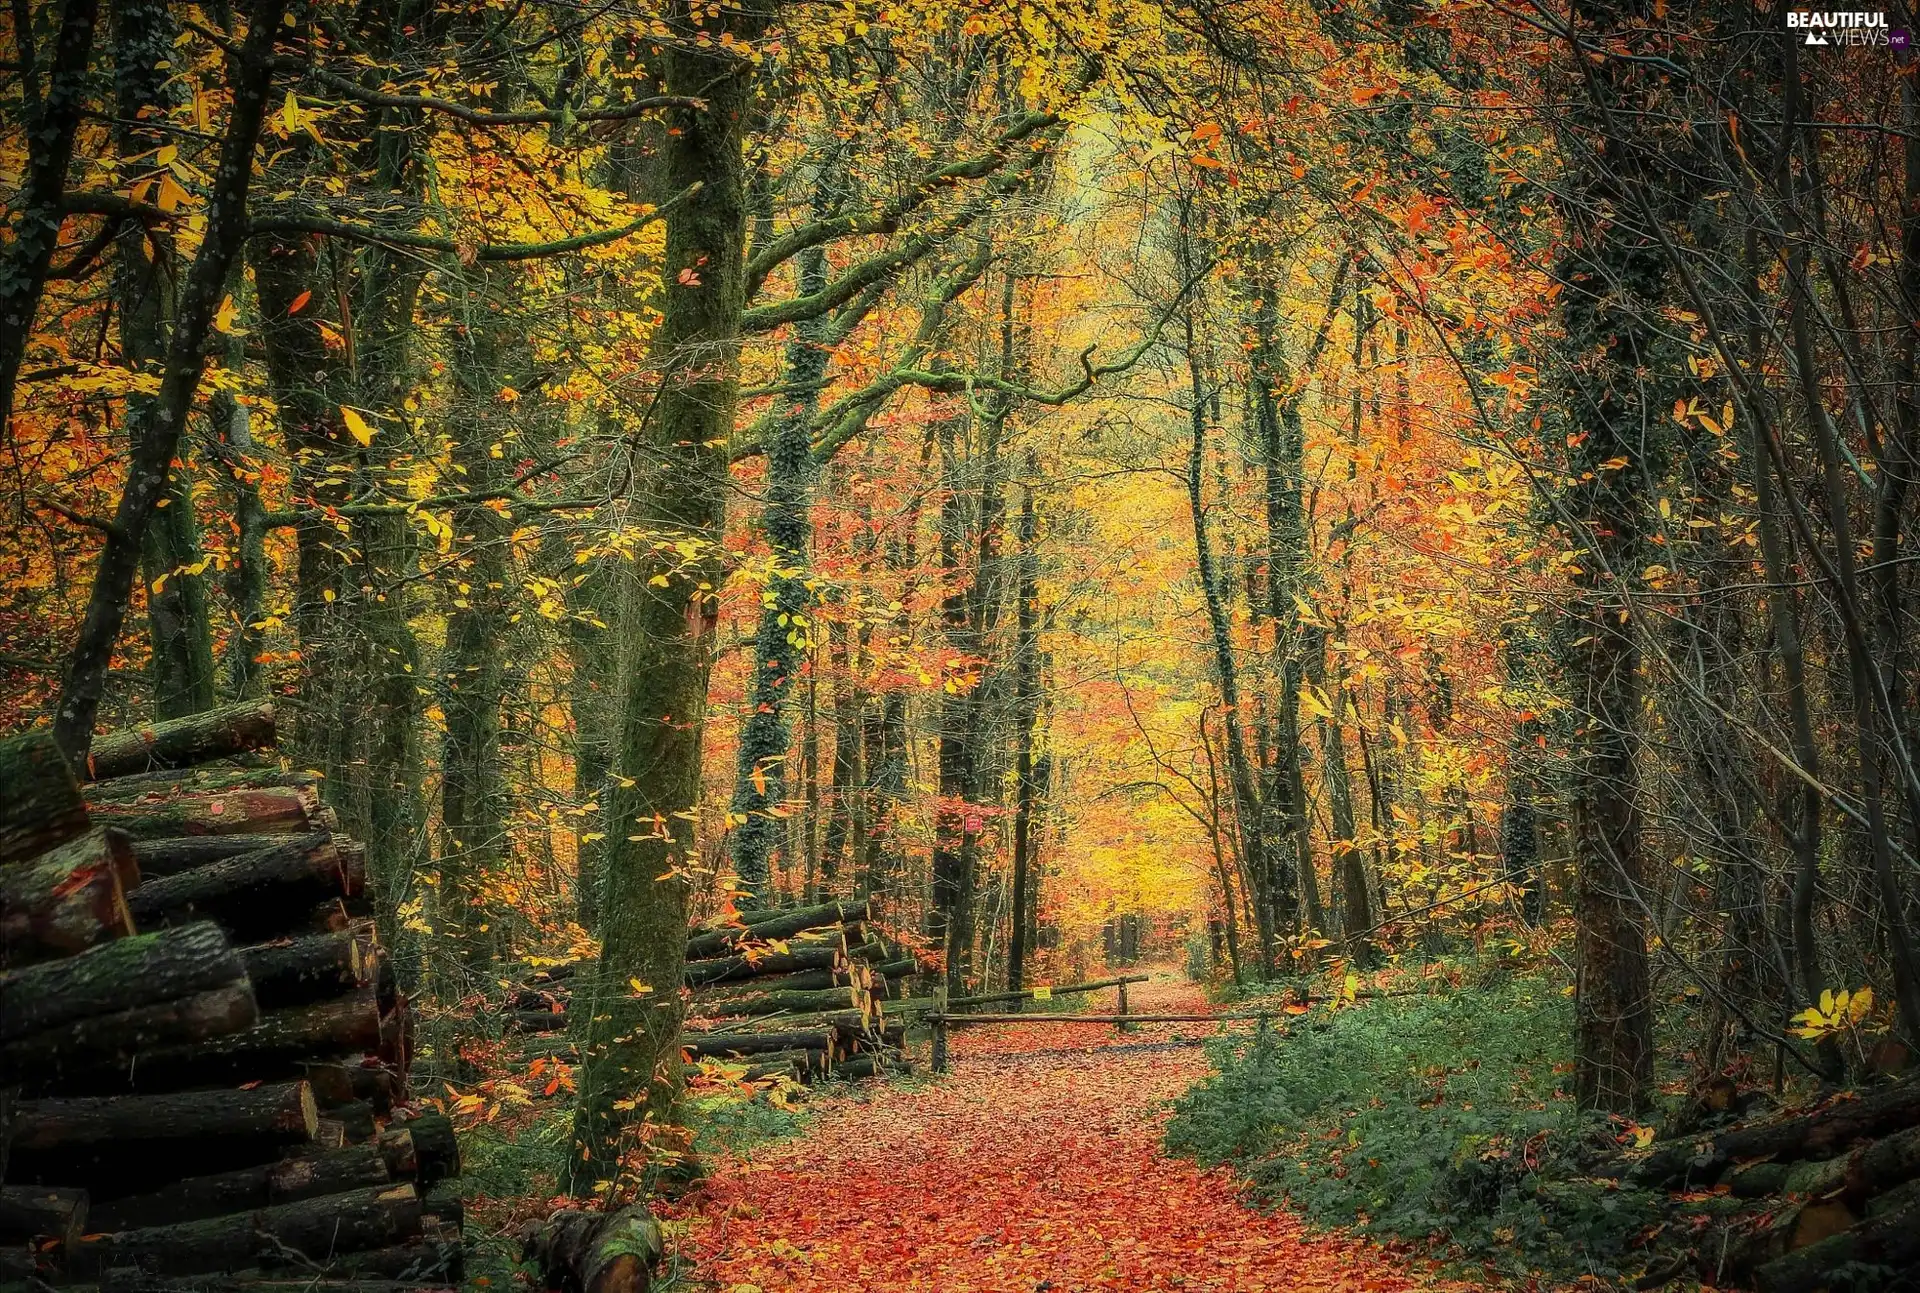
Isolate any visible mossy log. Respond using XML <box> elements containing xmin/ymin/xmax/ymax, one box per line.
<box><xmin>3</xmin><ymin>982</ymin><xmax>259</xmax><ymax>1095</ymax></box>
<box><xmin>683</xmin><ymin>1028</ymin><xmax>839</xmax><ymax>1061</ymax></box>
<box><xmin>682</xmin><ymin>944</ymin><xmax>842</xmax><ymax>987</ymax></box>
<box><xmin>0</xmin><ymin>731</ymin><xmax>88</xmax><ymax>865</ymax></box>
<box><xmin>127</xmin><ymin>834</ymin><xmax>346</xmax><ymax>940</ymax></box>
<box><xmin>522</xmin><ymin>1205</ymin><xmax>661</xmax><ymax>1293</ymax></box>
<box><xmin>90</xmin><ymin>787</ymin><xmax>315</xmax><ymax>842</ymax></box>
<box><xmin>87</xmin><ymin>1140</ymin><xmax>398</xmax><ymax>1231</ymax></box>
<box><xmin>88</xmin><ymin>764</ymin><xmax>318</xmax><ymax>801</ymax></box>
<box><xmin>388</xmin><ymin>1111</ymin><xmax>460</xmax><ymax>1185</ymax></box>
<box><xmin>69</xmin><ymin>1182</ymin><xmax>421</xmax><ymax>1278</ymax></box>
<box><xmin>0</xmin><ymin>921</ymin><xmax>244</xmax><ymax>1042</ymax></box>
<box><xmin>0</xmin><ymin>1185</ymin><xmax>88</xmax><ymax>1249</ymax></box>
<box><xmin>243</xmin><ymin>927</ymin><xmax>378</xmax><ymax>1010</ymax></box>
<box><xmin>7</xmin><ymin>1082</ymin><xmax>316</xmax><ymax>1195</ymax></box>
<box><xmin>685</xmin><ymin>901</ymin><xmax>868</xmax><ymax>959</ymax></box>
<box><xmin>693</xmin><ymin>986</ymin><xmax>857</xmax><ymax>1019</ymax></box>
<box><xmin>1753</xmin><ymin>1178</ymin><xmax>1920</xmax><ymax>1292</ymax></box>
<box><xmin>66</xmin><ymin>989</ymin><xmax>382</xmax><ymax>1094</ymax></box>
<box><xmin>82</xmin><ymin>700</ymin><xmax>277</xmax><ymax>781</ymax></box>
<box><xmin>126</xmin><ymin>832</ymin><xmax>324</xmax><ymax>879</ymax></box>
<box><xmin>1628</xmin><ymin>1079</ymin><xmax>1920</xmax><ymax>1188</ymax></box>
<box><xmin>0</xmin><ymin>828</ymin><xmax>136</xmax><ymax>968</ymax></box>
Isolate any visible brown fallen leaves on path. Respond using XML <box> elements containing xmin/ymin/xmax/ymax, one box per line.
<box><xmin>670</xmin><ymin>975</ymin><xmax>1476</xmax><ymax>1293</ymax></box>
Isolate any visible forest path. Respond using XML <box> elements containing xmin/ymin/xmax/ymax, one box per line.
<box><xmin>672</xmin><ymin>974</ymin><xmax>1467</xmax><ymax>1293</ymax></box>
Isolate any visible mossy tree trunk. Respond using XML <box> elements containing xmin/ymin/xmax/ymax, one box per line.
<box><xmin>566</xmin><ymin>0</ymin><xmax>769</xmax><ymax>1194</ymax></box>
<box><xmin>112</xmin><ymin>0</ymin><xmax>216</xmax><ymax>721</ymax></box>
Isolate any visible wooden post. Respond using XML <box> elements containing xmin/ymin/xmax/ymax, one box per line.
<box><xmin>1116</xmin><ymin>979</ymin><xmax>1133</xmax><ymax>1033</ymax></box>
<box><xmin>931</xmin><ymin>983</ymin><xmax>948</xmax><ymax>1074</ymax></box>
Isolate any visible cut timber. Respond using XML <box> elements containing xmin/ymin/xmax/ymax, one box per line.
<box><xmin>92</xmin><ymin>787</ymin><xmax>314</xmax><ymax>842</ymax></box>
<box><xmin>244</xmin><ymin>927</ymin><xmax>376</xmax><ymax>1009</ymax></box>
<box><xmin>127</xmin><ymin>832</ymin><xmax>322</xmax><ymax>879</ymax></box>
<box><xmin>331</xmin><ymin>1099</ymin><xmax>378</xmax><ymax>1142</ymax></box>
<box><xmin>7</xmin><ymin>1082</ymin><xmax>316</xmax><ymax>1195</ymax></box>
<box><xmin>70</xmin><ymin>1182</ymin><xmax>421</xmax><ymax>1277</ymax></box>
<box><xmin>0</xmin><ymin>827</ymin><xmax>136</xmax><ymax>968</ymax></box>
<box><xmin>1754</xmin><ymin>1179</ymin><xmax>1920</xmax><ymax>1293</ymax></box>
<box><xmin>87</xmin><ymin>1140</ymin><xmax>395</xmax><ymax>1232</ymax></box>
<box><xmin>391</xmin><ymin>1111</ymin><xmax>460</xmax><ymax>1185</ymax></box>
<box><xmin>0</xmin><ymin>731</ymin><xmax>87</xmax><ymax>865</ymax></box>
<box><xmin>733</xmin><ymin>901</ymin><xmax>866</xmax><ymax>928</ymax></box>
<box><xmin>523</xmin><ymin>1205</ymin><xmax>662</xmax><ymax>1293</ymax></box>
<box><xmin>0</xmin><ymin>1184</ymin><xmax>88</xmax><ymax>1248</ymax></box>
<box><xmin>683</xmin><ymin>944</ymin><xmax>841</xmax><ymax>986</ymax></box>
<box><xmin>508</xmin><ymin>1007</ymin><xmax>569</xmax><ymax>1034</ymax></box>
<box><xmin>127</xmin><ymin>834</ymin><xmax>345</xmax><ymax>940</ymax></box>
<box><xmin>694</xmin><ymin>966</ymin><xmax>843</xmax><ymax>997</ymax></box>
<box><xmin>303</xmin><ymin>1061</ymin><xmax>401</xmax><ymax>1115</ymax></box>
<box><xmin>290</xmin><ymin>1238</ymin><xmax>462</xmax><ymax>1280</ymax></box>
<box><xmin>380</xmin><ymin>993</ymin><xmax>413</xmax><ymax>1069</ymax></box>
<box><xmin>2</xmin><ymin>981</ymin><xmax>259</xmax><ymax>1094</ymax></box>
<box><xmin>93</xmin><ymin>986</ymin><xmax>383</xmax><ymax>1092</ymax></box>
<box><xmin>100</xmin><ymin>1279</ymin><xmax>455</xmax><ymax>1293</ymax></box>
<box><xmin>0</xmin><ymin>921</ymin><xmax>245</xmax><ymax>1042</ymax></box>
<box><xmin>88</xmin><ymin>764</ymin><xmax>319</xmax><ymax>801</ymax></box>
<box><xmin>824</xmin><ymin>1053</ymin><xmax>907</xmax><ymax>1081</ymax></box>
<box><xmin>1629</xmin><ymin>1078</ymin><xmax>1920</xmax><ymax>1187</ymax></box>
<box><xmin>693</xmin><ymin>986</ymin><xmax>857</xmax><ymax>1018</ymax></box>
<box><xmin>1729</xmin><ymin>1122</ymin><xmax>1920</xmax><ymax>1204</ymax></box>
<box><xmin>373</xmin><ymin>1128</ymin><xmax>419</xmax><ymax>1178</ymax></box>
<box><xmin>684</xmin><ymin>1028</ymin><xmax>837</xmax><ymax>1060</ymax></box>
<box><xmin>82</xmin><ymin>700</ymin><xmax>277</xmax><ymax>781</ymax></box>
<box><xmin>685</xmin><ymin>900</ymin><xmax>868</xmax><ymax>959</ymax></box>
<box><xmin>685</xmin><ymin>1048</ymin><xmax>824</xmax><ymax>1082</ymax></box>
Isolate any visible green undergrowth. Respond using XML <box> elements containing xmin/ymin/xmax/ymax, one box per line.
<box><xmin>686</xmin><ymin>1083</ymin><xmax>814</xmax><ymax>1157</ymax></box>
<box><xmin>1166</xmin><ymin>970</ymin><xmax>1670</xmax><ymax>1283</ymax></box>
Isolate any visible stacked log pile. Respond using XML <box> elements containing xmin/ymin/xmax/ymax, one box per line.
<box><xmin>1623</xmin><ymin>1077</ymin><xmax>1920</xmax><ymax>1291</ymax></box>
<box><xmin>0</xmin><ymin>704</ymin><xmax>464</xmax><ymax>1288</ymax></box>
<box><xmin>514</xmin><ymin>900</ymin><xmax>922</xmax><ymax>1083</ymax></box>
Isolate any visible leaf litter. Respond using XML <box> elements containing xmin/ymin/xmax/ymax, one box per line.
<box><xmin>667</xmin><ymin>977</ymin><xmax>1473</xmax><ymax>1292</ymax></box>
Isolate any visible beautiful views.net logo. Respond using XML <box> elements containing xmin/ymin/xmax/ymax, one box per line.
<box><xmin>1785</xmin><ymin>10</ymin><xmax>1909</xmax><ymax>46</ymax></box>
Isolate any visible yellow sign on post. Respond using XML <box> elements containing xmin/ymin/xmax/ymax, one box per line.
<box><xmin>1032</xmin><ymin>985</ymin><xmax>1051</xmax><ymax>1002</ymax></box>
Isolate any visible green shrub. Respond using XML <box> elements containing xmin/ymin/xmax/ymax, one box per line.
<box><xmin>1166</xmin><ymin>975</ymin><xmax>1664</xmax><ymax>1280</ymax></box>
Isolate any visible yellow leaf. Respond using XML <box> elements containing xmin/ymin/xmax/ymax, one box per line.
<box><xmin>628</xmin><ymin>978</ymin><xmax>654</xmax><ymax>995</ymax></box>
<box><xmin>341</xmin><ymin>406</ymin><xmax>376</xmax><ymax>446</ymax></box>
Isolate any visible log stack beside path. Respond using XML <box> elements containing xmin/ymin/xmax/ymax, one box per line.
<box><xmin>514</xmin><ymin>898</ymin><xmax>923</xmax><ymax>1085</ymax></box>
<box><xmin>0</xmin><ymin>704</ymin><xmax>463</xmax><ymax>1288</ymax></box>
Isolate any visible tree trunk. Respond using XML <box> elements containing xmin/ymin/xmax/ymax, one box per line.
<box><xmin>731</xmin><ymin>237</ymin><xmax>830</xmax><ymax>898</ymax></box>
<box><xmin>0</xmin><ymin>0</ymin><xmax>100</xmax><ymax>433</ymax></box>
<box><xmin>566</xmin><ymin>0</ymin><xmax>768</xmax><ymax>1193</ymax></box>
<box><xmin>436</xmin><ymin>264</ymin><xmax>522</xmax><ymax>977</ymax></box>
<box><xmin>1008</xmin><ymin>484</ymin><xmax>1042</xmax><ymax>995</ymax></box>
<box><xmin>1558</xmin><ymin>0</ymin><xmax>1664</xmax><ymax>1113</ymax></box>
<box><xmin>50</xmin><ymin>0</ymin><xmax>284</xmax><ymax>762</ymax></box>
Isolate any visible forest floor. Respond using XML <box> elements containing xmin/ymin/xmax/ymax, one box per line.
<box><xmin>665</xmin><ymin>973</ymin><xmax>1473</xmax><ymax>1293</ymax></box>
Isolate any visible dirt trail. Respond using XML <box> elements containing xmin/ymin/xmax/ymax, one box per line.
<box><xmin>675</xmin><ymin>974</ymin><xmax>1465</xmax><ymax>1292</ymax></box>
